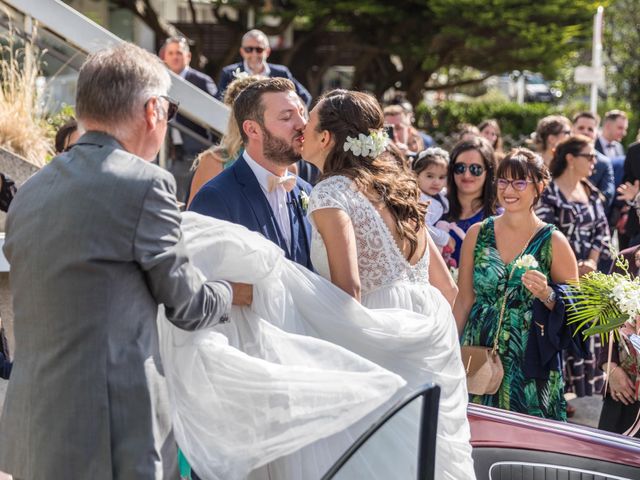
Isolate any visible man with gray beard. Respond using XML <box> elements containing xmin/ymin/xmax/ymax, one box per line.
<box><xmin>190</xmin><ymin>78</ymin><xmax>313</xmax><ymax>269</ymax></box>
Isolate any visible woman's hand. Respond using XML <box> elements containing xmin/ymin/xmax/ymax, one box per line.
<box><xmin>521</xmin><ymin>269</ymin><xmax>551</xmax><ymax>302</ymax></box>
<box><xmin>608</xmin><ymin>366</ymin><xmax>636</xmax><ymax>405</ymax></box>
<box><xmin>617</xmin><ymin>180</ymin><xmax>640</xmax><ymax>203</ymax></box>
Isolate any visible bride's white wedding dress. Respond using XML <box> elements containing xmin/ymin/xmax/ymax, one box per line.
<box><xmin>159</xmin><ymin>185</ymin><xmax>474</xmax><ymax>479</ymax></box>
<box><xmin>307</xmin><ymin>175</ymin><xmax>474</xmax><ymax>479</ymax></box>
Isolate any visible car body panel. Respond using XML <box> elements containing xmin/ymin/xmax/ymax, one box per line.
<box><xmin>468</xmin><ymin>404</ymin><xmax>640</xmax><ymax>468</ymax></box>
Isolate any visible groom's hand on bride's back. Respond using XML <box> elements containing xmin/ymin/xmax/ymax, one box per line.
<box><xmin>230</xmin><ymin>282</ymin><xmax>253</xmax><ymax>306</ymax></box>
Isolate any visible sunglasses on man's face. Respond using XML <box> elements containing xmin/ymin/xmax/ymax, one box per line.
<box><xmin>242</xmin><ymin>46</ymin><xmax>265</xmax><ymax>54</ymax></box>
<box><xmin>453</xmin><ymin>163</ymin><xmax>484</xmax><ymax>177</ymax></box>
<box><xmin>147</xmin><ymin>95</ymin><xmax>179</xmax><ymax>122</ymax></box>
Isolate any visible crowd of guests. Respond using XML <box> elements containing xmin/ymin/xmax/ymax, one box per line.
<box><xmin>171</xmin><ymin>36</ymin><xmax>638</xmax><ymax>435</ymax></box>
<box><xmin>392</xmin><ymin>110</ymin><xmax>637</xmax><ymax>434</ymax></box>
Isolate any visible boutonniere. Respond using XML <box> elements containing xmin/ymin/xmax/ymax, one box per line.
<box><xmin>299</xmin><ymin>190</ymin><xmax>309</xmax><ymax>213</ymax></box>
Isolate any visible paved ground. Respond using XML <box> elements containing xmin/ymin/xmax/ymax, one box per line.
<box><xmin>567</xmin><ymin>396</ymin><xmax>602</xmax><ymax>429</ymax></box>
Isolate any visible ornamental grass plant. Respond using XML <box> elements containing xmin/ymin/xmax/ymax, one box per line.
<box><xmin>0</xmin><ymin>25</ymin><xmax>53</xmax><ymax>167</ymax></box>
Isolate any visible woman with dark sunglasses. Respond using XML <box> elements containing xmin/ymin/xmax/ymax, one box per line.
<box><xmin>455</xmin><ymin>148</ymin><xmax>578</xmax><ymax>420</ymax></box>
<box><xmin>536</xmin><ymin>134</ymin><xmax>611</xmax><ymax>416</ymax></box>
<box><xmin>444</xmin><ymin>136</ymin><xmax>499</xmax><ymax>264</ymax></box>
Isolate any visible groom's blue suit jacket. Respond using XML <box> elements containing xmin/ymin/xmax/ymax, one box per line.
<box><xmin>189</xmin><ymin>155</ymin><xmax>314</xmax><ymax>270</ymax></box>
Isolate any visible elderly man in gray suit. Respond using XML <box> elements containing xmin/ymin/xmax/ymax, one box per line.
<box><xmin>0</xmin><ymin>42</ymin><xmax>252</xmax><ymax>479</ymax></box>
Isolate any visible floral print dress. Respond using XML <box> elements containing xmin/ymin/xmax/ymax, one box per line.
<box><xmin>462</xmin><ymin>217</ymin><xmax>567</xmax><ymax>421</ymax></box>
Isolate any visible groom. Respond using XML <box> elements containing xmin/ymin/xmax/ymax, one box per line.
<box><xmin>190</xmin><ymin>77</ymin><xmax>313</xmax><ymax>270</ymax></box>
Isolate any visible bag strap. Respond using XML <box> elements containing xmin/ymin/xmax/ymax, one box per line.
<box><xmin>491</xmin><ymin>224</ymin><xmax>544</xmax><ymax>355</ymax></box>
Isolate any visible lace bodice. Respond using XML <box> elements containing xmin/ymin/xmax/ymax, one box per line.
<box><xmin>308</xmin><ymin>175</ymin><xmax>429</xmax><ymax>294</ymax></box>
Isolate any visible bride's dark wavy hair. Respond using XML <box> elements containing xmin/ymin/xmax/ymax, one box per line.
<box><xmin>315</xmin><ymin>89</ymin><xmax>426</xmax><ymax>258</ymax></box>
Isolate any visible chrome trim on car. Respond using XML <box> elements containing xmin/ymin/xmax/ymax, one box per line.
<box><xmin>489</xmin><ymin>461</ymin><xmax>633</xmax><ymax>480</ymax></box>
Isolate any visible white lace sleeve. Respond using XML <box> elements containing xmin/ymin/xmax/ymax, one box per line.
<box><xmin>308</xmin><ymin>176</ymin><xmax>354</xmax><ymax>223</ymax></box>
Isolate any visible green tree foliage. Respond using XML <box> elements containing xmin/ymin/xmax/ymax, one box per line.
<box><xmin>287</xmin><ymin>0</ymin><xmax>599</xmax><ymax>102</ymax></box>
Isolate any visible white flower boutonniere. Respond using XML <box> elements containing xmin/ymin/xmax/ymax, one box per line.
<box><xmin>299</xmin><ymin>190</ymin><xmax>309</xmax><ymax>213</ymax></box>
<box><xmin>514</xmin><ymin>254</ymin><xmax>539</xmax><ymax>270</ymax></box>
<box><xmin>232</xmin><ymin>68</ymin><xmax>250</xmax><ymax>80</ymax></box>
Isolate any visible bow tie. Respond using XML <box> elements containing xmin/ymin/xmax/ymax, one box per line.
<box><xmin>267</xmin><ymin>174</ymin><xmax>296</xmax><ymax>193</ymax></box>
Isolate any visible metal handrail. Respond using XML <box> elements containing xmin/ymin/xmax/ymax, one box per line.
<box><xmin>2</xmin><ymin>0</ymin><xmax>229</xmax><ymax>135</ymax></box>
<box><xmin>321</xmin><ymin>383</ymin><xmax>441</xmax><ymax>480</ymax></box>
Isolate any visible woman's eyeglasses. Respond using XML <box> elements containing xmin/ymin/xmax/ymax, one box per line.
<box><xmin>575</xmin><ymin>152</ymin><xmax>597</xmax><ymax>160</ymax></box>
<box><xmin>453</xmin><ymin>163</ymin><xmax>484</xmax><ymax>177</ymax></box>
<box><xmin>243</xmin><ymin>47</ymin><xmax>265</xmax><ymax>54</ymax></box>
<box><xmin>496</xmin><ymin>179</ymin><xmax>533</xmax><ymax>191</ymax></box>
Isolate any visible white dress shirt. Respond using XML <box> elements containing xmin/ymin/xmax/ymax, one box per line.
<box><xmin>244</xmin><ymin>152</ymin><xmax>292</xmax><ymax>250</ymax></box>
<box><xmin>243</xmin><ymin>60</ymin><xmax>271</xmax><ymax>77</ymax></box>
<box><xmin>599</xmin><ymin>135</ymin><xmax>623</xmax><ymax>159</ymax></box>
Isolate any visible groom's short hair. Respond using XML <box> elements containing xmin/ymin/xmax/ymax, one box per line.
<box><xmin>234</xmin><ymin>77</ymin><xmax>296</xmax><ymax>143</ymax></box>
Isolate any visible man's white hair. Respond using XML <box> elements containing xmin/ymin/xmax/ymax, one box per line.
<box><xmin>242</xmin><ymin>29</ymin><xmax>269</xmax><ymax>48</ymax></box>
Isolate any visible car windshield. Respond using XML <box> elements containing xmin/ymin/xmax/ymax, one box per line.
<box><xmin>527</xmin><ymin>75</ymin><xmax>545</xmax><ymax>84</ymax></box>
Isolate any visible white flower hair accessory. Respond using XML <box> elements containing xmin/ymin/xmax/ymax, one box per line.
<box><xmin>343</xmin><ymin>130</ymin><xmax>390</xmax><ymax>159</ymax></box>
<box><xmin>514</xmin><ymin>254</ymin><xmax>539</xmax><ymax>270</ymax></box>
<box><xmin>232</xmin><ymin>68</ymin><xmax>250</xmax><ymax>80</ymax></box>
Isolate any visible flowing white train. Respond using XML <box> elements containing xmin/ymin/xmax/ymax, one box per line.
<box><xmin>158</xmin><ymin>212</ymin><xmax>475</xmax><ymax>480</ymax></box>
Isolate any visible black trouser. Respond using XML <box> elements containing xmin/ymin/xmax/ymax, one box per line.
<box><xmin>598</xmin><ymin>393</ymin><xmax>640</xmax><ymax>437</ymax></box>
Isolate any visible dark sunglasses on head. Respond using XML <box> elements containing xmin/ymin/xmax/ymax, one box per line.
<box><xmin>496</xmin><ymin>178</ymin><xmax>533</xmax><ymax>191</ymax></box>
<box><xmin>146</xmin><ymin>95</ymin><xmax>179</xmax><ymax>122</ymax></box>
<box><xmin>453</xmin><ymin>163</ymin><xmax>484</xmax><ymax>177</ymax></box>
<box><xmin>243</xmin><ymin>46</ymin><xmax>265</xmax><ymax>54</ymax></box>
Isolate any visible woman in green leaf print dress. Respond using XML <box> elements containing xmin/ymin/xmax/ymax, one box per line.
<box><xmin>454</xmin><ymin>148</ymin><xmax>579</xmax><ymax>420</ymax></box>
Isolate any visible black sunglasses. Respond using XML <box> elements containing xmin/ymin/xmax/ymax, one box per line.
<box><xmin>243</xmin><ymin>46</ymin><xmax>265</xmax><ymax>54</ymax></box>
<box><xmin>146</xmin><ymin>95</ymin><xmax>179</xmax><ymax>122</ymax></box>
<box><xmin>575</xmin><ymin>152</ymin><xmax>597</xmax><ymax>160</ymax></box>
<box><xmin>453</xmin><ymin>163</ymin><xmax>484</xmax><ymax>177</ymax></box>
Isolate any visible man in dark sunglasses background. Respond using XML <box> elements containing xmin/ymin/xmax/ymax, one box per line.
<box><xmin>217</xmin><ymin>29</ymin><xmax>312</xmax><ymax>107</ymax></box>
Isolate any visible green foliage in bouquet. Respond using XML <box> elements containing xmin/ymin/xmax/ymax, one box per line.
<box><xmin>566</xmin><ymin>256</ymin><xmax>633</xmax><ymax>340</ymax></box>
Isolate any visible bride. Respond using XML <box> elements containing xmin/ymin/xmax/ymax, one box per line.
<box><xmin>159</xmin><ymin>91</ymin><xmax>474</xmax><ymax>480</ymax></box>
<box><xmin>302</xmin><ymin>89</ymin><xmax>474</xmax><ymax>478</ymax></box>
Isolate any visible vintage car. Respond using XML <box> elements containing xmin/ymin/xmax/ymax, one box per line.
<box><xmin>324</xmin><ymin>384</ymin><xmax>640</xmax><ymax>480</ymax></box>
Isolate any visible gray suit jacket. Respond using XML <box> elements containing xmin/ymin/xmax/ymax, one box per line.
<box><xmin>0</xmin><ymin>132</ymin><xmax>231</xmax><ymax>479</ymax></box>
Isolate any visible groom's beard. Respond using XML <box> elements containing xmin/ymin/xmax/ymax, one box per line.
<box><xmin>262</xmin><ymin>125</ymin><xmax>302</xmax><ymax>167</ymax></box>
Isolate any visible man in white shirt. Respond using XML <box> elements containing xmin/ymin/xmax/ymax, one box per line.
<box><xmin>217</xmin><ymin>29</ymin><xmax>312</xmax><ymax>106</ymax></box>
<box><xmin>189</xmin><ymin>77</ymin><xmax>314</xmax><ymax>270</ymax></box>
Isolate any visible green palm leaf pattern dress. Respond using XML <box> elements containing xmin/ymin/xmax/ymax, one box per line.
<box><xmin>461</xmin><ymin>217</ymin><xmax>566</xmax><ymax>421</ymax></box>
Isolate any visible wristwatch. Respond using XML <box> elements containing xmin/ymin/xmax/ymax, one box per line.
<box><xmin>543</xmin><ymin>288</ymin><xmax>556</xmax><ymax>305</ymax></box>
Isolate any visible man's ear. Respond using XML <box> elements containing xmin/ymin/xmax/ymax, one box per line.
<box><xmin>144</xmin><ymin>98</ymin><xmax>159</xmax><ymax>129</ymax></box>
<box><xmin>243</xmin><ymin>120</ymin><xmax>261</xmax><ymax>141</ymax></box>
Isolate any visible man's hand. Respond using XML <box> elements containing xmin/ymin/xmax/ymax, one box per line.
<box><xmin>230</xmin><ymin>282</ymin><xmax>253</xmax><ymax>306</ymax></box>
